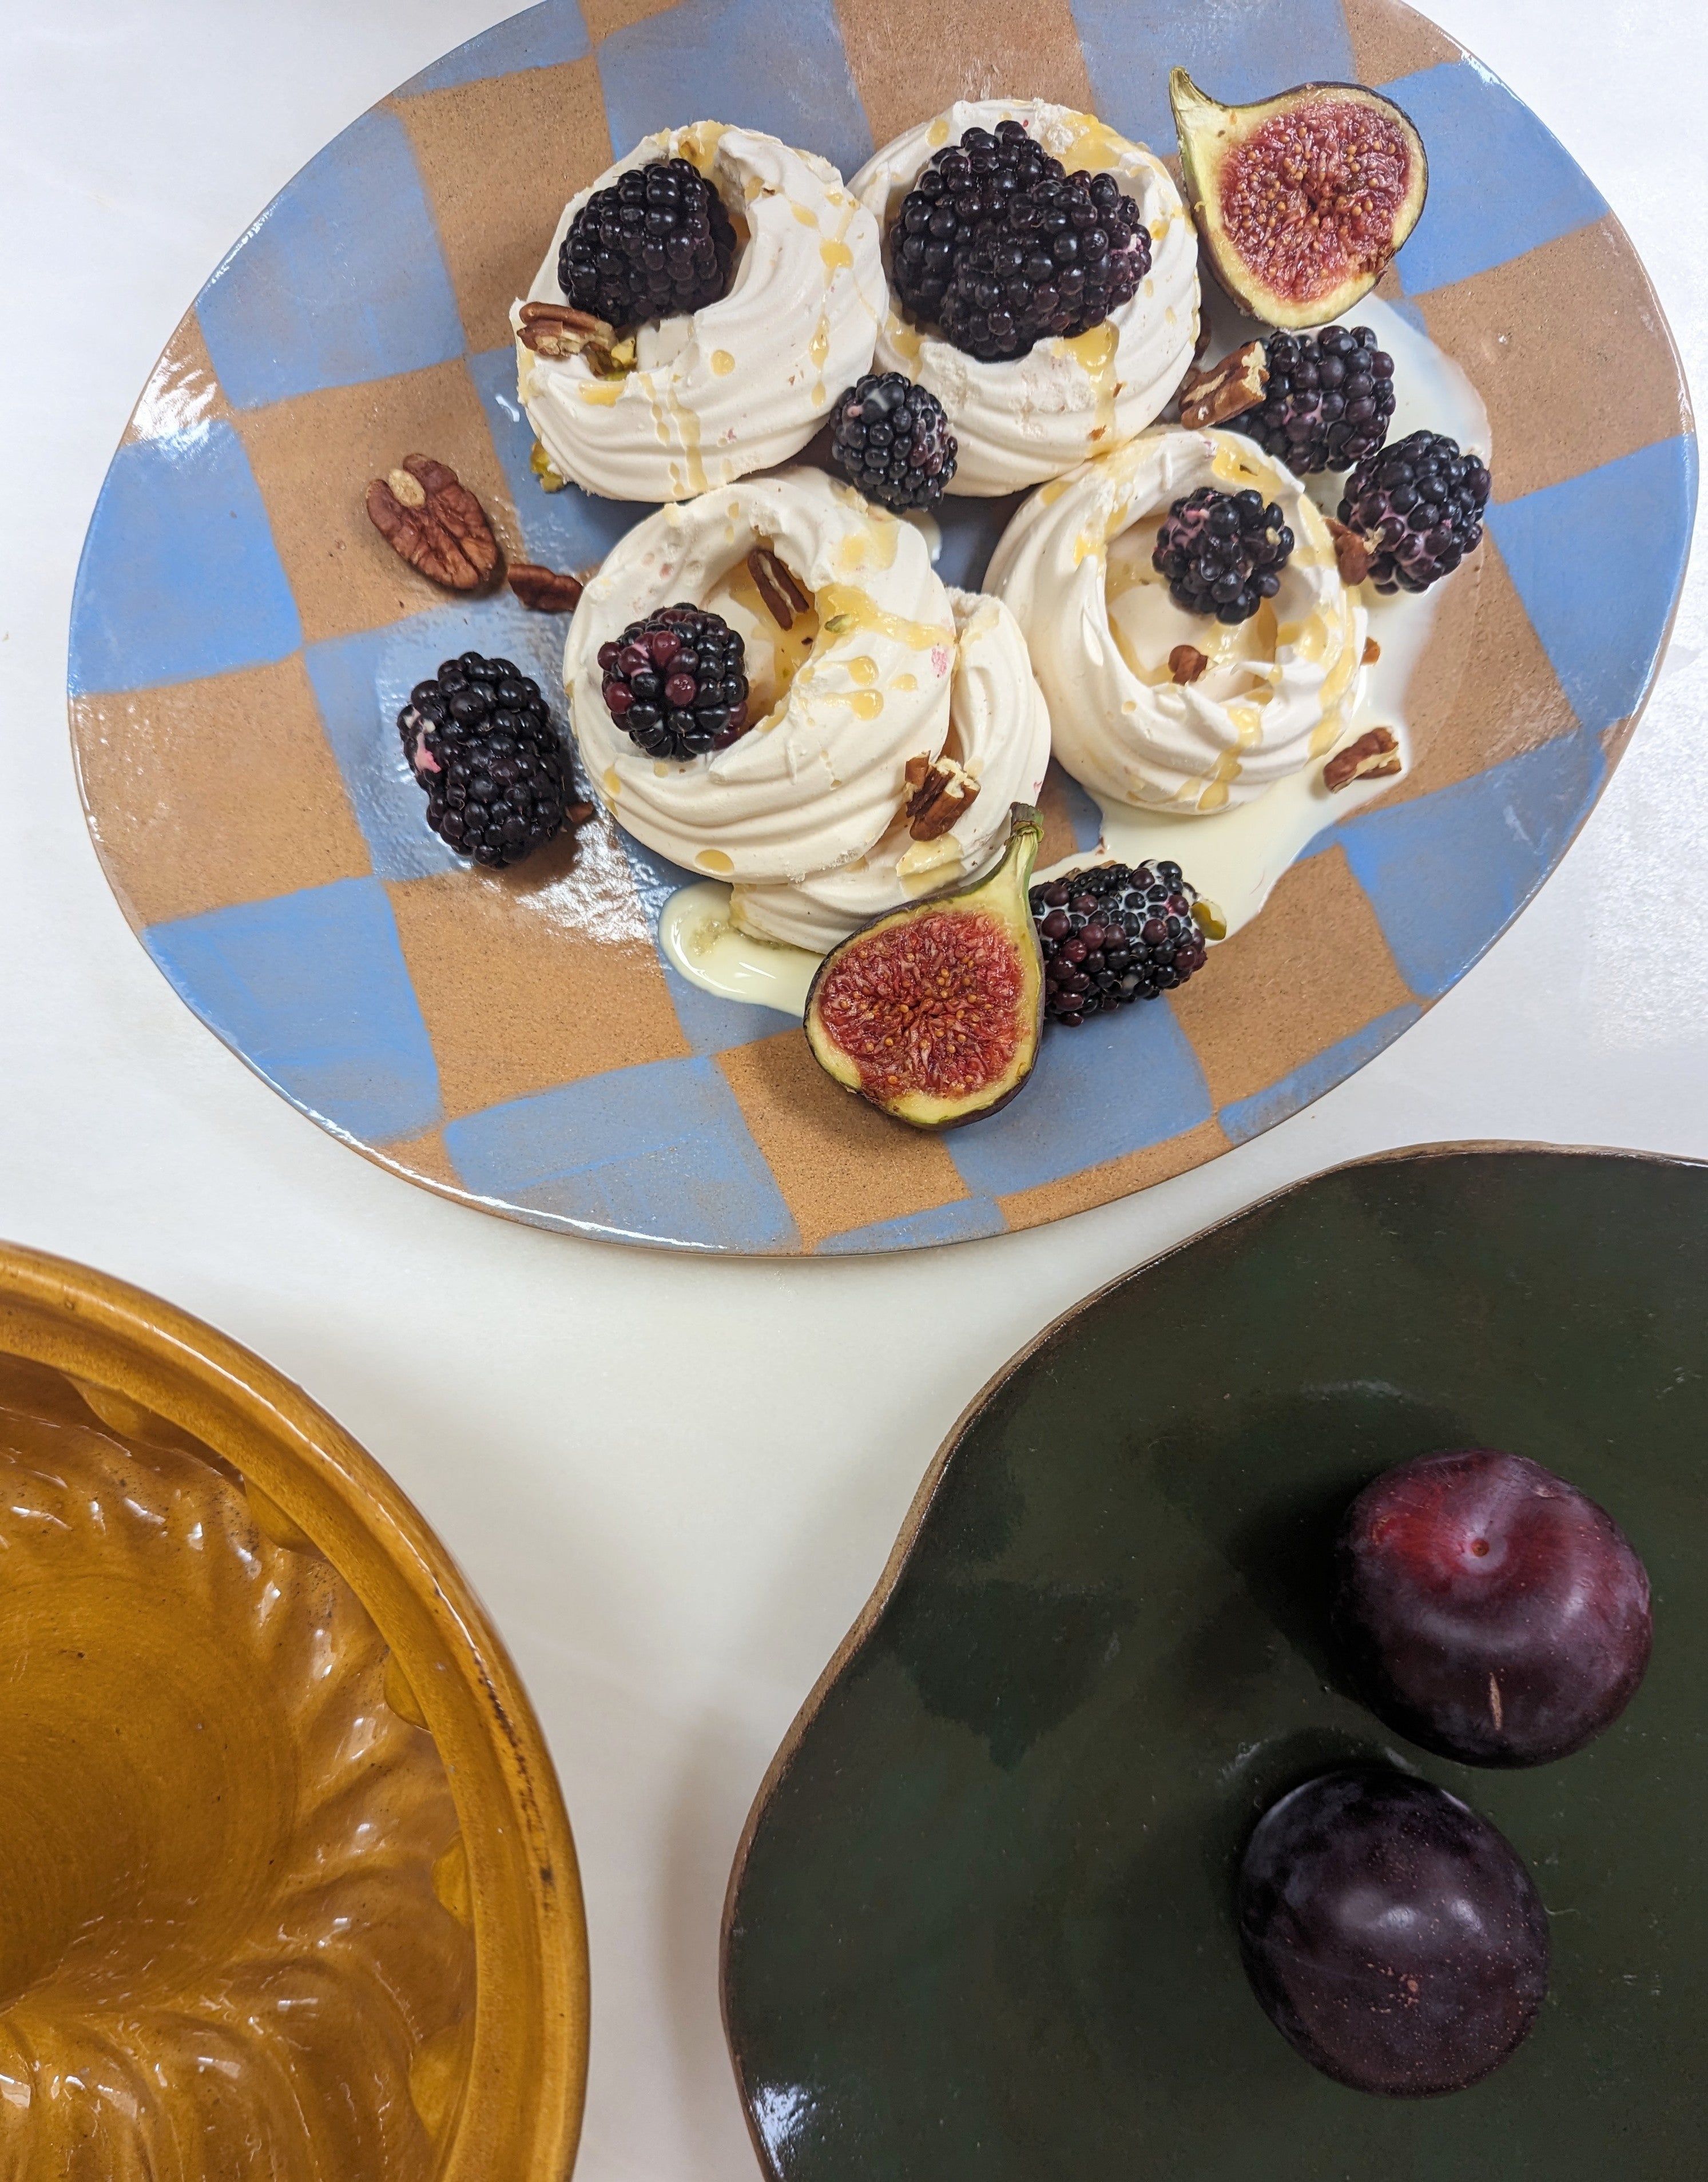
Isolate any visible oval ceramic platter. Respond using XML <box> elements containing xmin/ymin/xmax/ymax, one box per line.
<box><xmin>69</xmin><ymin>0</ymin><xmax>1693</xmax><ymax>1255</ymax></box>
<box><xmin>722</xmin><ymin>1146</ymin><xmax>1708</xmax><ymax>2177</ymax></box>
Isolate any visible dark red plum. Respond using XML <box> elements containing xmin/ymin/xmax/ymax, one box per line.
<box><xmin>1237</xmin><ymin>1767</ymin><xmax>1550</xmax><ymax>2096</ymax></box>
<box><xmin>1334</xmin><ymin>1449</ymin><xmax>1652</xmax><ymax>1766</ymax></box>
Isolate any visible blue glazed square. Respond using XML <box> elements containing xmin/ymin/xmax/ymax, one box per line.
<box><xmin>444</xmin><ymin>1056</ymin><xmax>800</xmax><ymax>1250</ymax></box>
<box><xmin>306</xmin><ymin>594</ymin><xmax>577</xmax><ymax>882</ymax></box>
<box><xmin>145</xmin><ymin>878</ymin><xmax>442</xmax><ymax>1143</ymax></box>
<box><xmin>468</xmin><ymin>346</ymin><xmax>659</xmax><ymax>568</ymax></box>
<box><xmin>1489</xmin><ymin>436</ymin><xmax>1698</xmax><ymax>737</ymax></box>
<box><xmin>1384</xmin><ymin>62</ymin><xmax>1607</xmax><ymax>296</ymax></box>
<box><xmin>946</xmin><ymin>999</ymin><xmax>1213</xmax><ymax>1200</ymax></box>
<box><xmin>69</xmin><ymin>424</ymin><xmax>303</xmax><ymax>697</ymax></box>
<box><xmin>1337</xmin><ymin>730</ymin><xmax>1604</xmax><ymax>1000</ymax></box>
<box><xmin>399</xmin><ymin>1</ymin><xmax>589</xmax><ymax>94</ymax></box>
<box><xmin>1071</xmin><ymin>0</ymin><xmax>1356</xmax><ymax>154</ymax></box>
<box><xmin>817</xmin><ymin>1197</ymin><xmax>1008</xmax><ymax>1254</ymax></box>
<box><xmin>1220</xmin><ymin>1005</ymin><xmax>1422</xmax><ymax>1144</ymax></box>
<box><xmin>599</xmin><ymin>0</ymin><xmax>872</xmax><ymax>185</ymax></box>
<box><xmin>198</xmin><ymin>109</ymin><xmax>464</xmax><ymax>409</ymax></box>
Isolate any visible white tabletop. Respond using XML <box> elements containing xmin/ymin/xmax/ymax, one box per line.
<box><xmin>2</xmin><ymin>4</ymin><xmax>1702</xmax><ymax>2175</ymax></box>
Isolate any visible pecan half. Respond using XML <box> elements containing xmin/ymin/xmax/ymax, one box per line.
<box><xmin>1178</xmin><ymin>340</ymin><xmax>1268</xmax><ymax>431</ymax></box>
<box><xmin>365</xmin><ymin>456</ymin><xmax>499</xmax><ymax>591</ymax></box>
<box><xmin>517</xmin><ymin>300</ymin><xmax>632</xmax><ymax>375</ymax></box>
<box><xmin>1363</xmin><ymin>635</ymin><xmax>1381</xmax><ymax>665</ymax></box>
<box><xmin>1324</xmin><ymin>725</ymin><xmax>1402</xmax><ymax>792</ymax></box>
<box><xmin>566</xmin><ymin>800</ymin><xmax>597</xmax><ymax>829</ymax></box>
<box><xmin>1169</xmin><ymin>643</ymin><xmax>1209</xmax><ymax>685</ymax></box>
<box><xmin>903</xmin><ymin>753</ymin><xmax>980</xmax><ymax>840</ymax></box>
<box><xmin>1326</xmin><ymin>517</ymin><xmax>1372</xmax><ymax>588</ymax></box>
<box><xmin>746</xmin><ymin>545</ymin><xmax>812</xmax><ymax>631</ymax></box>
<box><xmin>508</xmin><ymin>562</ymin><xmax>585</xmax><ymax>613</ymax></box>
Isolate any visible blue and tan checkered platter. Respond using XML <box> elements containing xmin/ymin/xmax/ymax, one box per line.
<box><xmin>69</xmin><ymin>0</ymin><xmax>1695</xmax><ymax>1254</ymax></box>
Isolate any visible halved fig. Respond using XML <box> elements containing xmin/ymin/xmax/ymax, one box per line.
<box><xmin>805</xmin><ymin>806</ymin><xmax>1044</xmax><ymax>1129</ymax></box>
<box><xmin>1170</xmin><ymin>69</ymin><xmax>1428</xmax><ymax>329</ymax></box>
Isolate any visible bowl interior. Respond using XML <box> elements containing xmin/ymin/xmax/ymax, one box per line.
<box><xmin>0</xmin><ymin>1246</ymin><xmax>587</xmax><ymax>2181</ymax></box>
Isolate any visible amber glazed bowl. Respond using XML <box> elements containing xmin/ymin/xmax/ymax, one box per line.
<box><xmin>0</xmin><ymin>1242</ymin><xmax>587</xmax><ymax>2179</ymax></box>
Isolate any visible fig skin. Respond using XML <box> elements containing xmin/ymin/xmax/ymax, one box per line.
<box><xmin>1334</xmin><ymin>1449</ymin><xmax>1653</xmax><ymax>1767</ymax></box>
<box><xmin>1170</xmin><ymin>69</ymin><xmax>1428</xmax><ymax>329</ymax></box>
<box><xmin>803</xmin><ymin>805</ymin><xmax>1044</xmax><ymax>1129</ymax></box>
<box><xmin>1237</xmin><ymin>1767</ymin><xmax>1550</xmax><ymax>2097</ymax></box>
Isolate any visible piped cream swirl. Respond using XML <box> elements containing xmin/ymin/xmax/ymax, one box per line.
<box><xmin>517</xmin><ymin>122</ymin><xmax>883</xmax><ymax>502</ymax></box>
<box><xmin>565</xmin><ymin>470</ymin><xmax>1049</xmax><ymax>949</ymax></box>
<box><xmin>988</xmin><ymin>430</ymin><xmax>1367</xmax><ymax>813</ymax></box>
<box><xmin>849</xmin><ymin>100</ymin><xmax>1199</xmax><ymax>496</ymax></box>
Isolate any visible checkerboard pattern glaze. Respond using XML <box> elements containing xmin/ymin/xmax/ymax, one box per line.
<box><xmin>69</xmin><ymin>0</ymin><xmax>1696</xmax><ymax>1254</ymax></box>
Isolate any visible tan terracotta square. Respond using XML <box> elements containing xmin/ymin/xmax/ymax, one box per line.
<box><xmin>394</xmin><ymin>61</ymin><xmax>614</xmax><ymax>356</ymax></box>
<box><xmin>232</xmin><ymin>357</ymin><xmax>522</xmax><ymax>649</ymax></box>
<box><xmin>72</xmin><ymin>657</ymin><xmax>370</xmax><ymax>929</ymax></box>
<box><xmin>1168</xmin><ymin>846</ymin><xmax>1415</xmax><ymax>1110</ymax></box>
<box><xmin>836</xmin><ymin>0</ymin><xmax>1094</xmax><ymax>149</ymax></box>
<box><xmin>386</xmin><ymin>817</ymin><xmax>689</xmax><ymax>1123</ymax></box>
<box><xmin>369</xmin><ymin>1127</ymin><xmax>470</xmax><ymax>1197</ymax></box>
<box><xmin>1383</xmin><ymin>532</ymin><xmax>1576</xmax><ymax>807</ymax></box>
<box><xmin>716</xmin><ymin>1030</ymin><xmax>971</xmax><ymax>1250</ymax></box>
<box><xmin>1342</xmin><ymin>0</ymin><xmax>1459</xmax><ymax>86</ymax></box>
<box><xmin>997</xmin><ymin>1116</ymin><xmax>1229</xmax><ymax>1233</ymax></box>
<box><xmin>1421</xmin><ymin>219</ymin><xmax>1690</xmax><ymax>504</ymax></box>
<box><xmin>124</xmin><ymin>313</ymin><xmax>230</xmax><ymax>445</ymax></box>
<box><xmin>581</xmin><ymin>0</ymin><xmax>683</xmax><ymax>41</ymax></box>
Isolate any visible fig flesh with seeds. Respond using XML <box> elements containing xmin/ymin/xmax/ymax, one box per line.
<box><xmin>1170</xmin><ymin>69</ymin><xmax>1427</xmax><ymax>329</ymax></box>
<box><xmin>804</xmin><ymin>805</ymin><xmax>1043</xmax><ymax>1129</ymax></box>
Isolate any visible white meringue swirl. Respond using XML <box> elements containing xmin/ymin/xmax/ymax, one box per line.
<box><xmin>517</xmin><ymin>122</ymin><xmax>884</xmax><ymax>503</ymax></box>
<box><xmin>988</xmin><ymin>429</ymin><xmax>1367</xmax><ymax>813</ymax></box>
<box><xmin>565</xmin><ymin>470</ymin><xmax>1049</xmax><ymax>949</ymax></box>
<box><xmin>849</xmin><ymin>101</ymin><xmax>1199</xmax><ymax>496</ymax></box>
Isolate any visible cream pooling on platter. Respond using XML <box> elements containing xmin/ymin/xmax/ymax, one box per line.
<box><xmin>988</xmin><ymin>428</ymin><xmax>1367</xmax><ymax>813</ymax></box>
<box><xmin>849</xmin><ymin>101</ymin><xmax>1199</xmax><ymax>496</ymax></box>
<box><xmin>565</xmin><ymin>468</ymin><xmax>1049</xmax><ymax>949</ymax></box>
<box><xmin>517</xmin><ymin>123</ymin><xmax>884</xmax><ymax>502</ymax></box>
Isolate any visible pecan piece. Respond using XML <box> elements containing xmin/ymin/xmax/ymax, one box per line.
<box><xmin>903</xmin><ymin>753</ymin><xmax>980</xmax><ymax>840</ymax></box>
<box><xmin>746</xmin><ymin>545</ymin><xmax>812</xmax><ymax>630</ymax></box>
<box><xmin>1169</xmin><ymin>643</ymin><xmax>1209</xmax><ymax>685</ymax></box>
<box><xmin>365</xmin><ymin>455</ymin><xmax>499</xmax><ymax>592</ymax></box>
<box><xmin>1178</xmin><ymin>340</ymin><xmax>1268</xmax><ymax>431</ymax></box>
<box><xmin>516</xmin><ymin>300</ymin><xmax>632</xmax><ymax>374</ymax></box>
<box><xmin>1326</xmin><ymin>517</ymin><xmax>1372</xmax><ymax>588</ymax></box>
<box><xmin>508</xmin><ymin>562</ymin><xmax>585</xmax><ymax>613</ymax></box>
<box><xmin>1324</xmin><ymin>725</ymin><xmax>1402</xmax><ymax>792</ymax></box>
<box><xmin>1363</xmin><ymin>635</ymin><xmax>1381</xmax><ymax>665</ymax></box>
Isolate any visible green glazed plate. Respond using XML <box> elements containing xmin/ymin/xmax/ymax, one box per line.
<box><xmin>722</xmin><ymin>1148</ymin><xmax>1708</xmax><ymax>2179</ymax></box>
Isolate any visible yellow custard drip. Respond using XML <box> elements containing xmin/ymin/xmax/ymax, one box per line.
<box><xmin>820</xmin><ymin>238</ymin><xmax>854</xmax><ymax>273</ymax></box>
<box><xmin>817</xmin><ymin>582</ymin><xmax>952</xmax><ymax>655</ymax></box>
<box><xmin>845</xmin><ymin>654</ymin><xmax>879</xmax><ymax>685</ymax></box>
<box><xmin>1054</xmin><ymin>108</ymin><xmax>1134</xmax><ymax>173</ymax></box>
<box><xmin>664</xmin><ymin>385</ymin><xmax>708</xmax><ymax>494</ymax></box>
<box><xmin>674</xmin><ymin>120</ymin><xmax>729</xmax><ymax>176</ymax></box>
<box><xmin>927</xmin><ymin>116</ymin><xmax>951</xmax><ymax>146</ymax></box>
<box><xmin>824</xmin><ymin>688</ymin><xmax>885</xmax><ymax>720</ymax></box>
<box><xmin>793</xmin><ymin>201</ymin><xmax>818</xmax><ymax>226</ymax></box>
<box><xmin>697</xmin><ymin>848</ymin><xmax>734</xmax><ymax>873</ymax></box>
<box><xmin>577</xmin><ymin>379</ymin><xmax>623</xmax><ymax>407</ymax></box>
<box><xmin>884</xmin><ymin>311</ymin><xmax>923</xmax><ymax>365</ymax></box>
<box><xmin>1059</xmin><ymin>320</ymin><xmax>1121</xmax><ymax>445</ymax></box>
<box><xmin>710</xmin><ymin>348</ymin><xmax>736</xmax><ymax>376</ymax></box>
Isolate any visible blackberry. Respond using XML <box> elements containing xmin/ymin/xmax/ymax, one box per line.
<box><xmin>891</xmin><ymin>119</ymin><xmax>1151</xmax><ymax>361</ymax></box>
<box><xmin>599</xmin><ymin>604</ymin><xmax>749</xmax><ymax>761</ymax></box>
<box><xmin>1230</xmin><ymin>324</ymin><xmax>1396</xmax><ymax>475</ymax></box>
<box><xmin>1030</xmin><ymin>861</ymin><xmax>1210</xmax><ymax>1026</ymax></box>
<box><xmin>1338</xmin><ymin>430</ymin><xmax>1491</xmax><ymax>594</ymax></box>
<box><xmin>1153</xmin><ymin>487</ymin><xmax>1296</xmax><ymax>624</ymax></box>
<box><xmin>398</xmin><ymin>653</ymin><xmax>570</xmax><ymax>869</ymax></box>
<box><xmin>830</xmin><ymin>372</ymin><xmax>958</xmax><ymax>509</ymax></box>
<box><xmin>558</xmin><ymin>158</ymin><xmax>736</xmax><ymax>331</ymax></box>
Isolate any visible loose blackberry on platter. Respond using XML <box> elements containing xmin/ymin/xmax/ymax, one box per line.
<box><xmin>599</xmin><ymin>605</ymin><xmax>750</xmax><ymax>761</ymax></box>
<box><xmin>830</xmin><ymin>372</ymin><xmax>958</xmax><ymax>509</ymax></box>
<box><xmin>1337</xmin><ymin>430</ymin><xmax>1491</xmax><ymax>593</ymax></box>
<box><xmin>1153</xmin><ymin>486</ymin><xmax>1296</xmax><ymax>623</ymax></box>
<box><xmin>558</xmin><ymin>158</ymin><xmax>736</xmax><ymax>331</ymax></box>
<box><xmin>1029</xmin><ymin>860</ymin><xmax>1210</xmax><ymax>1027</ymax></box>
<box><xmin>891</xmin><ymin>119</ymin><xmax>1151</xmax><ymax>361</ymax></box>
<box><xmin>398</xmin><ymin>653</ymin><xmax>571</xmax><ymax>869</ymax></box>
<box><xmin>1229</xmin><ymin>324</ymin><xmax>1395</xmax><ymax>474</ymax></box>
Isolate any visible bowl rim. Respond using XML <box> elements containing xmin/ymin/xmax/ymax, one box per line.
<box><xmin>0</xmin><ymin>1237</ymin><xmax>589</xmax><ymax>2182</ymax></box>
